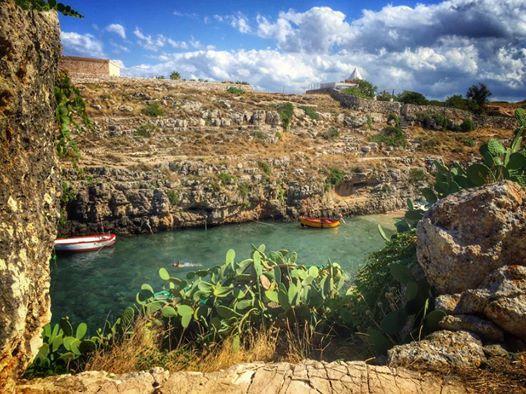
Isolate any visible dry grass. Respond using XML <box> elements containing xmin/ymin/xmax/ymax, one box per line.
<box><xmin>84</xmin><ymin>318</ymin><xmax>331</xmax><ymax>374</ymax></box>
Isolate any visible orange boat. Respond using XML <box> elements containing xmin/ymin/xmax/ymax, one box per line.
<box><xmin>299</xmin><ymin>217</ymin><xmax>341</xmax><ymax>229</ymax></box>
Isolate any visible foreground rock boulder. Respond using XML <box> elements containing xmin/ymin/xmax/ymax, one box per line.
<box><xmin>0</xmin><ymin>2</ymin><xmax>60</xmax><ymax>391</ymax></box>
<box><xmin>453</xmin><ymin>265</ymin><xmax>526</xmax><ymax>341</ymax></box>
<box><xmin>417</xmin><ymin>181</ymin><xmax>526</xmax><ymax>294</ymax></box>
<box><xmin>387</xmin><ymin>330</ymin><xmax>486</xmax><ymax>372</ymax></box>
<box><xmin>17</xmin><ymin>360</ymin><xmax>467</xmax><ymax>393</ymax></box>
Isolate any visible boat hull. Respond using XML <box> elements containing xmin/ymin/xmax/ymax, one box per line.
<box><xmin>54</xmin><ymin>234</ymin><xmax>117</xmax><ymax>253</ymax></box>
<box><xmin>300</xmin><ymin>217</ymin><xmax>341</xmax><ymax>229</ymax></box>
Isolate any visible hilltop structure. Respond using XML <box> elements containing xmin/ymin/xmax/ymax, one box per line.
<box><xmin>59</xmin><ymin>56</ymin><xmax>121</xmax><ymax>77</ymax></box>
<box><xmin>318</xmin><ymin>67</ymin><xmax>363</xmax><ymax>91</ymax></box>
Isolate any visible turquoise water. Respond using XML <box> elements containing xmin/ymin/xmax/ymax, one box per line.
<box><xmin>50</xmin><ymin>214</ymin><xmax>398</xmax><ymax>328</ymax></box>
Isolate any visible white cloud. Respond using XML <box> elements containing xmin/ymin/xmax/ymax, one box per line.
<box><xmin>125</xmin><ymin>1</ymin><xmax>526</xmax><ymax>100</ymax></box>
<box><xmin>106</xmin><ymin>23</ymin><xmax>126</xmax><ymax>39</ymax></box>
<box><xmin>61</xmin><ymin>31</ymin><xmax>105</xmax><ymax>57</ymax></box>
<box><xmin>134</xmin><ymin>28</ymin><xmax>205</xmax><ymax>52</ymax></box>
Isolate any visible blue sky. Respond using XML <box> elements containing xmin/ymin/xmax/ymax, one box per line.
<box><xmin>60</xmin><ymin>0</ymin><xmax>526</xmax><ymax>100</ymax></box>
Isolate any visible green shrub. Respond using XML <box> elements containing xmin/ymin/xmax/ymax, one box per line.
<box><xmin>445</xmin><ymin>95</ymin><xmax>480</xmax><ymax>113</ymax></box>
<box><xmin>25</xmin><ymin>309</ymin><xmax>135</xmax><ymax>377</ymax></box>
<box><xmin>226</xmin><ymin>86</ymin><xmax>245</xmax><ymax>95</ymax></box>
<box><xmin>341</xmin><ymin>80</ymin><xmax>377</xmax><ymax>99</ymax></box>
<box><xmin>138</xmin><ymin>246</ymin><xmax>352</xmax><ymax>347</ymax></box>
<box><xmin>299</xmin><ymin>106</ymin><xmax>319</xmax><ymax>120</ymax></box>
<box><xmin>134</xmin><ymin>123</ymin><xmax>157</xmax><ymax>138</ymax></box>
<box><xmin>409</xmin><ymin>168</ymin><xmax>426</xmax><ymax>184</ymax></box>
<box><xmin>142</xmin><ymin>103</ymin><xmax>164</xmax><ymax>117</ymax></box>
<box><xmin>370</xmin><ymin>126</ymin><xmax>407</xmax><ymax>147</ymax></box>
<box><xmin>458</xmin><ymin>135</ymin><xmax>476</xmax><ymax>147</ymax></box>
<box><xmin>218</xmin><ymin>172</ymin><xmax>236</xmax><ymax>185</ymax></box>
<box><xmin>349</xmin><ymin>231</ymin><xmax>443</xmax><ymax>353</ymax></box>
<box><xmin>170</xmin><ymin>71</ymin><xmax>181</xmax><ymax>80</ymax></box>
<box><xmin>387</xmin><ymin>113</ymin><xmax>401</xmax><ymax>128</ymax></box>
<box><xmin>325</xmin><ymin>167</ymin><xmax>345</xmax><ymax>188</ymax></box>
<box><xmin>277</xmin><ymin>103</ymin><xmax>294</xmax><ymax>130</ymax></box>
<box><xmin>397</xmin><ymin>91</ymin><xmax>428</xmax><ymax>105</ymax></box>
<box><xmin>166</xmin><ymin>190</ymin><xmax>180</xmax><ymax>206</ymax></box>
<box><xmin>258</xmin><ymin>161</ymin><xmax>272</xmax><ymax>177</ymax></box>
<box><xmin>377</xmin><ymin>90</ymin><xmax>395</xmax><ymax>101</ymax></box>
<box><xmin>460</xmin><ymin>118</ymin><xmax>475</xmax><ymax>132</ymax></box>
<box><xmin>322</xmin><ymin>127</ymin><xmax>340</xmax><ymax>140</ymax></box>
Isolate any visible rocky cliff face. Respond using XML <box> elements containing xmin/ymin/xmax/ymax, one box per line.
<box><xmin>0</xmin><ymin>2</ymin><xmax>60</xmax><ymax>390</ymax></box>
<box><xmin>58</xmin><ymin>78</ymin><xmax>516</xmax><ymax>235</ymax></box>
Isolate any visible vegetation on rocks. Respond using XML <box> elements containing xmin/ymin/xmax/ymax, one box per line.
<box><xmin>276</xmin><ymin>102</ymin><xmax>294</xmax><ymax>130</ymax></box>
<box><xmin>370</xmin><ymin>126</ymin><xmax>407</xmax><ymax>147</ymax></box>
<box><xmin>142</xmin><ymin>102</ymin><xmax>164</xmax><ymax>117</ymax></box>
<box><xmin>226</xmin><ymin>86</ymin><xmax>245</xmax><ymax>95</ymax></box>
<box><xmin>342</xmin><ymin>79</ymin><xmax>376</xmax><ymax>99</ymax></box>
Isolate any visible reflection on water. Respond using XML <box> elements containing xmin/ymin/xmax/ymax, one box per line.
<box><xmin>51</xmin><ymin>213</ymin><xmax>398</xmax><ymax>328</ymax></box>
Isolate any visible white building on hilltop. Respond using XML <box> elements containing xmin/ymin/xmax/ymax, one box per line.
<box><xmin>319</xmin><ymin>68</ymin><xmax>363</xmax><ymax>90</ymax></box>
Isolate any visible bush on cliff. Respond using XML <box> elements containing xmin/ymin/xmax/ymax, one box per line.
<box><xmin>370</xmin><ymin>126</ymin><xmax>407</xmax><ymax>147</ymax></box>
<box><xmin>397</xmin><ymin>91</ymin><xmax>428</xmax><ymax>105</ymax></box>
<box><xmin>341</xmin><ymin>79</ymin><xmax>377</xmax><ymax>99</ymax></box>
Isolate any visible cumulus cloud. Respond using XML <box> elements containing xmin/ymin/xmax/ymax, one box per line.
<box><xmin>61</xmin><ymin>31</ymin><xmax>105</xmax><ymax>57</ymax></box>
<box><xmin>126</xmin><ymin>1</ymin><xmax>526</xmax><ymax>100</ymax></box>
<box><xmin>106</xmin><ymin>23</ymin><xmax>126</xmax><ymax>39</ymax></box>
<box><xmin>133</xmin><ymin>28</ymin><xmax>194</xmax><ymax>51</ymax></box>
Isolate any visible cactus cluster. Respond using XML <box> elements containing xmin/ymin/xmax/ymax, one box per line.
<box><xmin>138</xmin><ymin>245</ymin><xmax>351</xmax><ymax>348</ymax></box>
<box><xmin>26</xmin><ymin>309</ymin><xmax>135</xmax><ymax>377</ymax></box>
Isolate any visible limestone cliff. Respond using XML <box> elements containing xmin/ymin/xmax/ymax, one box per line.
<box><xmin>0</xmin><ymin>2</ymin><xmax>60</xmax><ymax>390</ymax></box>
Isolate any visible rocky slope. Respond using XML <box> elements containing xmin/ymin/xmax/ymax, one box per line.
<box><xmin>0</xmin><ymin>2</ymin><xmax>60</xmax><ymax>391</ymax></box>
<box><xmin>59</xmin><ymin>78</ymin><xmax>514</xmax><ymax>235</ymax></box>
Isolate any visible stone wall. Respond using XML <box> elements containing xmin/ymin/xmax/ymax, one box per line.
<box><xmin>310</xmin><ymin>88</ymin><xmax>518</xmax><ymax>130</ymax></box>
<box><xmin>0</xmin><ymin>2</ymin><xmax>60</xmax><ymax>391</ymax></box>
<box><xmin>328</xmin><ymin>89</ymin><xmax>402</xmax><ymax>115</ymax></box>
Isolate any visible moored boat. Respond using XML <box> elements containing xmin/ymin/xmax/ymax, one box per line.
<box><xmin>299</xmin><ymin>217</ymin><xmax>341</xmax><ymax>229</ymax></box>
<box><xmin>54</xmin><ymin>233</ymin><xmax>117</xmax><ymax>253</ymax></box>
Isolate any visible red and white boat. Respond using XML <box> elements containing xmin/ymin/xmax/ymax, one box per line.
<box><xmin>54</xmin><ymin>233</ymin><xmax>117</xmax><ymax>253</ymax></box>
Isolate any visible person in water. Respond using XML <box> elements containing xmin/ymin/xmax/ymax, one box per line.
<box><xmin>172</xmin><ymin>260</ymin><xmax>181</xmax><ymax>268</ymax></box>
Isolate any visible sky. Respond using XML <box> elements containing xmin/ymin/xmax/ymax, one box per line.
<box><xmin>59</xmin><ymin>0</ymin><xmax>526</xmax><ymax>100</ymax></box>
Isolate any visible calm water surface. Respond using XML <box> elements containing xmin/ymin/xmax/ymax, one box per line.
<box><xmin>51</xmin><ymin>214</ymin><xmax>398</xmax><ymax>328</ymax></box>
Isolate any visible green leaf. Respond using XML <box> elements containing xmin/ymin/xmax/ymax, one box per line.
<box><xmin>235</xmin><ymin>299</ymin><xmax>253</xmax><ymax>311</ymax></box>
<box><xmin>161</xmin><ymin>305</ymin><xmax>177</xmax><ymax>318</ymax></box>
<box><xmin>367</xmin><ymin>327</ymin><xmax>391</xmax><ymax>354</ymax></box>
<box><xmin>216</xmin><ymin>305</ymin><xmax>240</xmax><ymax>319</ymax></box>
<box><xmin>421</xmin><ymin>187</ymin><xmax>437</xmax><ymax>204</ymax></box>
<box><xmin>159</xmin><ymin>268</ymin><xmax>170</xmax><ymax>281</ymax></box>
<box><xmin>225</xmin><ymin>249</ymin><xmax>236</xmax><ymax>266</ymax></box>
<box><xmin>377</xmin><ymin>224</ymin><xmax>390</xmax><ymax>242</ymax></box>
<box><xmin>466</xmin><ymin>163</ymin><xmax>492</xmax><ymax>186</ymax></box>
<box><xmin>75</xmin><ymin>323</ymin><xmax>87</xmax><ymax>340</ymax></box>
<box><xmin>141</xmin><ymin>283</ymin><xmax>154</xmax><ymax>293</ymax></box>
<box><xmin>79</xmin><ymin>339</ymin><xmax>96</xmax><ymax>354</ymax></box>
<box><xmin>380</xmin><ymin>309</ymin><xmax>408</xmax><ymax>335</ymax></box>
<box><xmin>486</xmin><ymin>138</ymin><xmax>506</xmax><ymax>156</ymax></box>
<box><xmin>59</xmin><ymin>317</ymin><xmax>73</xmax><ymax>337</ymax></box>
<box><xmin>508</xmin><ymin>152</ymin><xmax>526</xmax><ymax>170</ymax></box>
<box><xmin>264</xmin><ymin>290</ymin><xmax>279</xmax><ymax>303</ymax></box>
<box><xmin>308</xmin><ymin>266</ymin><xmax>319</xmax><ymax>278</ymax></box>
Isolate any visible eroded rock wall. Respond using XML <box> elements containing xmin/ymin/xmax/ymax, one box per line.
<box><xmin>0</xmin><ymin>2</ymin><xmax>60</xmax><ymax>390</ymax></box>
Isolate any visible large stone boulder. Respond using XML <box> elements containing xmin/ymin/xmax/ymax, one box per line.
<box><xmin>416</xmin><ymin>181</ymin><xmax>526</xmax><ymax>294</ymax></box>
<box><xmin>455</xmin><ymin>265</ymin><xmax>526</xmax><ymax>341</ymax></box>
<box><xmin>0</xmin><ymin>2</ymin><xmax>60</xmax><ymax>390</ymax></box>
<box><xmin>387</xmin><ymin>330</ymin><xmax>486</xmax><ymax>372</ymax></box>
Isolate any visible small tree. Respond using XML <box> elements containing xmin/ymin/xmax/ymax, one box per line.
<box><xmin>170</xmin><ymin>71</ymin><xmax>181</xmax><ymax>80</ymax></box>
<box><xmin>397</xmin><ymin>91</ymin><xmax>428</xmax><ymax>105</ymax></box>
<box><xmin>466</xmin><ymin>83</ymin><xmax>492</xmax><ymax>107</ymax></box>
<box><xmin>342</xmin><ymin>80</ymin><xmax>377</xmax><ymax>99</ymax></box>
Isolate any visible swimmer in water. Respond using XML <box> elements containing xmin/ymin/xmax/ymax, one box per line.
<box><xmin>172</xmin><ymin>260</ymin><xmax>181</xmax><ymax>268</ymax></box>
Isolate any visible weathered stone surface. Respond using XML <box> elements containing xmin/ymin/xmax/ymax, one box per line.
<box><xmin>416</xmin><ymin>181</ymin><xmax>526</xmax><ymax>294</ymax></box>
<box><xmin>16</xmin><ymin>360</ymin><xmax>467</xmax><ymax>393</ymax></box>
<box><xmin>438</xmin><ymin>314</ymin><xmax>504</xmax><ymax>342</ymax></box>
<box><xmin>456</xmin><ymin>265</ymin><xmax>526</xmax><ymax>340</ymax></box>
<box><xmin>0</xmin><ymin>2</ymin><xmax>60</xmax><ymax>391</ymax></box>
<box><xmin>387</xmin><ymin>330</ymin><xmax>486</xmax><ymax>372</ymax></box>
